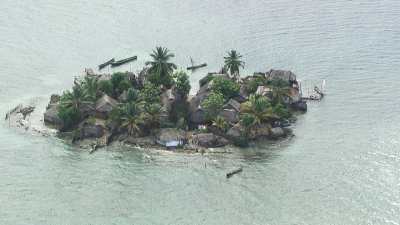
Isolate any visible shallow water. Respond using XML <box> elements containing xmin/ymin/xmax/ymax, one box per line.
<box><xmin>1</xmin><ymin>0</ymin><xmax>400</xmax><ymax>224</ymax></box>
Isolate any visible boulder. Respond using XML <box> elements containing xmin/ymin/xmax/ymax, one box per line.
<box><xmin>161</xmin><ymin>89</ymin><xmax>176</xmax><ymax>113</ymax></box>
<box><xmin>219</xmin><ymin>109</ymin><xmax>239</xmax><ymax>123</ymax></box>
<box><xmin>288</xmin><ymin>87</ymin><xmax>301</xmax><ymax>103</ymax></box>
<box><xmin>95</xmin><ymin>95</ymin><xmax>118</xmax><ymax>119</ymax></box>
<box><xmin>79</xmin><ymin>102</ymin><xmax>95</xmax><ymax>118</ymax></box>
<box><xmin>118</xmin><ymin>90</ymin><xmax>128</xmax><ymax>102</ymax></box>
<box><xmin>189</xmin><ymin>108</ymin><xmax>206</xmax><ymax>125</ymax></box>
<box><xmin>266</xmin><ymin>69</ymin><xmax>296</xmax><ymax>83</ymax></box>
<box><xmin>223</xmin><ymin>99</ymin><xmax>241</xmax><ymax>112</ymax></box>
<box><xmin>156</xmin><ymin>128</ymin><xmax>186</xmax><ymax>148</ymax></box>
<box><xmin>44</xmin><ymin>105</ymin><xmax>63</xmax><ymax>129</ymax></box>
<box><xmin>256</xmin><ymin>86</ymin><xmax>273</xmax><ymax>97</ymax></box>
<box><xmin>250</xmin><ymin>123</ymin><xmax>271</xmax><ymax>139</ymax></box>
<box><xmin>227</xmin><ymin>124</ymin><xmax>242</xmax><ymax>139</ymax></box>
<box><xmin>291</xmin><ymin>100</ymin><xmax>307</xmax><ymax>111</ymax></box>
<box><xmin>192</xmin><ymin>133</ymin><xmax>229</xmax><ymax>148</ymax></box>
<box><xmin>80</xmin><ymin>123</ymin><xmax>104</xmax><ymax>139</ymax></box>
<box><xmin>188</xmin><ymin>85</ymin><xmax>212</xmax><ymax>125</ymax></box>
<box><xmin>125</xmin><ymin>136</ymin><xmax>156</xmax><ymax>147</ymax></box>
<box><xmin>270</xmin><ymin>127</ymin><xmax>285</xmax><ymax>139</ymax></box>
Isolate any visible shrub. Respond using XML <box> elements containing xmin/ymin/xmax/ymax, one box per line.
<box><xmin>58</xmin><ymin>106</ymin><xmax>81</xmax><ymax>131</ymax></box>
<box><xmin>211</xmin><ymin>76</ymin><xmax>240</xmax><ymax>99</ymax></box>
<box><xmin>139</xmin><ymin>82</ymin><xmax>161</xmax><ymax>103</ymax></box>
<box><xmin>201</xmin><ymin>92</ymin><xmax>225</xmax><ymax>121</ymax></box>
<box><xmin>268</xmin><ymin>78</ymin><xmax>290</xmax><ymax>87</ymax></box>
<box><xmin>273</xmin><ymin>103</ymin><xmax>292</xmax><ymax>119</ymax></box>
<box><xmin>111</xmin><ymin>72</ymin><xmax>126</xmax><ymax>89</ymax></box>
<box><xmin>170</xmin><ymin>101</ymin><xmax>189</xmax><ymax>123</ymax></box>
<box><xmin>126</xmin><ymin>88</ymin><xmax>139</xmax><ymax>102</ymax></box>
<box><xmin>173</xmin><ymin>71</ymin><xmax>191</xmax><ymax>97</ymax></box>
<box><xmin>246</xmin><ymin>76</ymin><xmax>267</xmax><ymax>94</ymax></box>
<box><xmin>118</xmin><ymin>79</ymin><xmax>132</xmax><ymax>93</ymax></box>
<box><xmin>240</xmin><ymin>113</ymin><xmax>256</xmax><ymax>130</ymax></box>
<box><xmin>98</xmin><ymin>80</ymin><xmax>113</xmax><ymax>96</ymax></box>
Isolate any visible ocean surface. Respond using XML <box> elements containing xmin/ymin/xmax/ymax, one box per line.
<box><xmin>1</xmin><ymin>0</ymin><xmax>400</xmax><ymax>224</ymax></box>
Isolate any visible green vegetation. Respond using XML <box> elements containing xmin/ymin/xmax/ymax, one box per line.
<box><xmin>224</xmin><ymin>50</ymin><xmax>245</xmax><ymax>79</ymax></box>
<box><xmin>139</xmin><ymin>82</ymin><xmax>161</xmax><ymax>103</ymax></box>
<box><xmin>98</xmin><ymin>80</ymin><xmax>113</xmax><ymax>96</ymax></box>
<box><xmin>173</xmin><ymin>71</ymin><xmax>191</xmax><ymax>98</ymax></box>
<box><xmin>82</xmin><ymin>76</ymin><xmax>99</xmax><ymax>102</ymax></box>
<box><xmin>269</xmin><ymin>79</ymin><xmax>291</xmax><ymax>104</ymax></box>
<box><xmin>58</xmin><ymin>84</ymin><xmax>88</xmax><ymax>130</ymax></box>
<box><xmin>245</xmin><ymin>76</ymin><xmax>267</xmax><ymax>94</ymax></box>
<box><xmin>146</xmin><ymin>47</ymin><xmax>177</xmax><ymax>88</ymax></box>
<box><xmin>211</xmin><ymin>76</ymin><xmax>240</xmax><ymax>100</ymax></box>
<box><xmin>240</xmin><ymin>94</ymin><xmax>276</xmax><ymax>126</ymax></box>
<box><xmin>201</xmin><ymin>92</ymin><xmax>225</xmax><ymax>121</ymax></box>
<box><xmin>212</xmin><ymin>116</ymin><xmax>229</xmax><ymax>132</ymax></box>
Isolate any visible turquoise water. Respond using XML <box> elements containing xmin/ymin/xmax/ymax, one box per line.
<box><xmin>1</xmin><ymin>0</ymin><xmax>400</xmax><ymax>224</ymax></box>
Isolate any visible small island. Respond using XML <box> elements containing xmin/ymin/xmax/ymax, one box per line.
<box><xmin>43</xmin><ymin>47</ymin><xmax>307</xmax><ymax>151</ymax></box>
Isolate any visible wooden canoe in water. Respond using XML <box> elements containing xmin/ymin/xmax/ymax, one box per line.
<box><xmin>111</xmin><ymin>56</ymin><xmax>138</xmax><ymax>67</ymax></box>
<box><xmin>187</xmin><ymin>63</ymin><xmax>207</xmax><ymax>70</ymax></box>
<box><xmin>98</xmin><ymin>58</ymin><xmax>115</xmax><ymax>70</ymax></box>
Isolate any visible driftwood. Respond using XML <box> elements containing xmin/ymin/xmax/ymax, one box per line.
<box><xmin>226</xmin><ymin>167</ymin><xmax>243</xmax><ymax>178</ymax></box>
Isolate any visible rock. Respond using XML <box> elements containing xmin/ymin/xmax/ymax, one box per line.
<box><xmin>227</xmin><ymin>124</ymin><xmax>242</xmax><ymax>139</ymax></box>
<box><xmin>79</xmin><ymin>121</ymin><xmax>104</xmax><ymax>139</ymax></box>
<box><xmin>256</xmin><ymin>86</ymin><xmax>273</xmax><ymax>97</ymax></box>
<box><xmin>95</xmin><ymin>94</ymin><xmax>118</xmax><ymax>119</ymax></box>
<box><xmin>188</xmin><ymin>85</ymin><xmax>212</xmax><ymax>125</ymax></box>
<box><xmin>288</xmin><ymin>87</ymin><xmax>301</xmax><ymax>103</ymax></box>
<box><xmin>156</xmin><ymin>128</ymin><xmax>186</xmax><ymax>148</ymax></box>
<box><xmin>192</xmin><ymin>133</ymin><xmax>229</xmax><ymax>148</ymax></box>
<box><xmin>19</xmin><ymin>106</ymin><xmax>35</xmax><ymax>119</ymax></box>
<box><xmin>266</xmin><ymin>69</ymin><xmax>296</xmax><ymax>83</ymax></box>
<box><xmin>250</xmin><ymin>123</ymin><xmax>271</xmax><ymax>139</ymax></box>
<box><xmin>126</xmin><ymin>136</ymin><xmax>156</xmax><ymax>147</ymax></box>
<box><xmin>270</xmin><ymin>127</ymin><xmax>285</xmax><ymax>139</ymax></box>
<box><xmin>118</xmin><ymin>90</ymin><xmax>128</xmax><ymax>102</ymax></box>
<box><xmin>79</xmin><ymin>102</ymin><xmax>95</xmax><ymax>118</ymax></box>
<box><xmin>44</xmin><ymin>105</ymin><xmax>63</xmax><ymax>129</ymax></box>
<box><xmin>223</xmin><ymin>99</ymin><xmax>241</xmax><ymax>112</ymax></box>
<box><xmin>161</xmin><ymin>89</ymin><xmax>176</xmax><ymax>113</ymax></box>
<box><xmin>219</xmin><ymin>109</ymin><xmax>239</xmax><ymax>123</ymax></box>
<box><xmin>291</xmin><ymin>100</ymin><xmax>307</xmax><ymax>111</ymax></box>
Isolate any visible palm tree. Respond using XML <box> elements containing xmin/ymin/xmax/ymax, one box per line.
<box><xmin>224</xmin><ymin>50</ymin><xmax>245</xmax><ymax>80</ymax></box>
<box><xmin>240</xmin><ymin>94</ymin><xmax>277</xmax><ymax>125</ymax></box>
<box><xmin>270</xmin><ymin>80</ymin><xmax>291</xmax><ymax>104</ymax></box>
<box><xmin>212</xmin><ymin>116</ymin><xmax>229</xmax><ymax>132</ymax></box>
<box><xmin>60</xmin><ymin>84</ymin><xmax>89</xmax><ymax>111</ymax></box>
<box><xmin>82</xmin><ymin>75</ymin><xmax>99</xmax><ymax>102</ymax></box>
<box><xmin>145</xmin><ymin>47</ymin><xmax>177</xmax><ymax>87</ymax></box>
<box><xmin>143</xmin><ymin>103</ymin><xmax>162</xmax><ymax>127</ymax></box>
<box><xmin>121</xmin><ymin>103</ymin><xmax>143</xmax><ymax>136</ymax></box>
